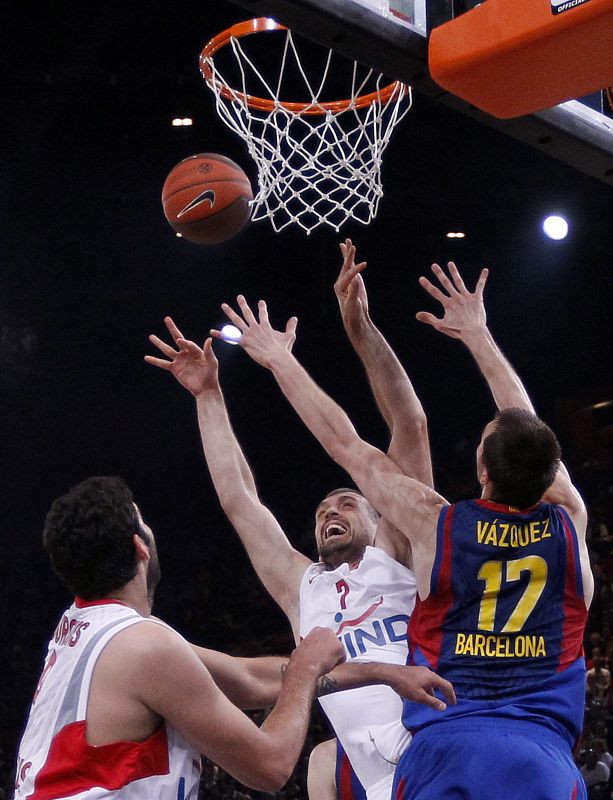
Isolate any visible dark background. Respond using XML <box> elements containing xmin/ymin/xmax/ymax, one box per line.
<box><xmin>2</xmin><ymin>0</ymin><xmax>613</xmax><ymax>794</ymax></box>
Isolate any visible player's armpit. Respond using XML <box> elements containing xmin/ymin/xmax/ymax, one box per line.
<box><xmin>374</xmin><ymin>518</ymin><xmax>413</xmax><ymax>568</ymax></box>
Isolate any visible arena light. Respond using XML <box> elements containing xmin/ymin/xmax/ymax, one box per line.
<box><xmin>171</xmin><ymin>117</ymin><xmax>194</xmax><ymax>127</ymax></box>
<box><xmin>542</xmin><ymin>215</ymin><xmax>569</xmax><ymax>240</ymax></box>
<box><xmin>446</xmin><ymin>231</ymin><xmax>466</xmax><ymax>239</ymax></box>
<box><xmin>220</xmin><ymin>324</ymin><xmax>242</xmax><ymax>345</ymax></box>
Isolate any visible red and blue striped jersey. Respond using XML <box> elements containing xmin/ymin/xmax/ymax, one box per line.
<box><xmin>404</xmin><ymin>499</ymin><xmax>588</xmax><ymax>746</ymax></box>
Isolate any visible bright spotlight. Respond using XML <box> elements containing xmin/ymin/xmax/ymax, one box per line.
<box><xmin>220</xmin><ymin>324</ymin><xmax>242</xmax><ymax>345</ymax></box>
<box><xmin>542</xmin><ymin>215</ymin><xmax>569</xmax><ymax>240</ymax></box>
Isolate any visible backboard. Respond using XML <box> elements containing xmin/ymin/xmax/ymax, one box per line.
<box><xmin>226</xmin><ymin>0</ymin><xmax>613</xmax><ymax>186</ymax></box>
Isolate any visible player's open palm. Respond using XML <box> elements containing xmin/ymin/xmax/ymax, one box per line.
<box><xmin>145</xmin><ymin>316</ymin><xmax>219</xmax><ymax>397</ymax></box>
<box><xmin>213</xmin><ymin>295</ymin><xmax>297</xmax><ymax>369</ymax></box>
<box><xmin>335</xmin><ymin>239</ymin><xmax>369</xmax><ymax>337</ymax></box>
<box><xmin>416</xmin><ymin>262</ymin><xmax>489</xmax><ymax>340</ymax></box>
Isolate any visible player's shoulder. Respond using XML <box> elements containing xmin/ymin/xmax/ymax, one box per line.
<box><xmin>104</xmin><ymin>616</ymin><xmax>189</xmax><ymax>666</ymax></box>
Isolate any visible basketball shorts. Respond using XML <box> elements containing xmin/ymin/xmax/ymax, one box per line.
<box><xmin>391</xmin><ymin>717</ymin><xmax>587</xmax><ymax>800</ymax></box>
<box><xmin>336</xmin><ymin>739</ymin><xmax>368</xmax><ymax>800</ymax></box>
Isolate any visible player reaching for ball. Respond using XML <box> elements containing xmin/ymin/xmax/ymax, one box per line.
<box><xmin>212</xmin><ymin>261</ymin><xmax>593</xmax><ymax>800</ymax></box>
<box><xmin>146</xmin><ymin>240</ymin><xmax>444</xmax><ymax>800</ymax></box>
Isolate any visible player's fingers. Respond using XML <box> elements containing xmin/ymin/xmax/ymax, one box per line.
<box><xmin>286</xmin><ymin>316</ymin><xmax>298</xmax><ymax>336</ymax></box>
<box><xmin>431</xmin><ymin>676</ymin><xmax>457</xmax><ymax>706</ymax></box>
<box><xmin>475</xmin><ymin>267</ymin><xmax>489</xmax><ymax>297</ymax></box>
<box><xmin>164</xmin><ymin>315</ymin><xmax>185</xmax><ymax>343</ymax></box>
<box><xmin>210</xmin><ymin>328</ymin><xmax>224</xmax><ymax>340</ymax></box>
<box><xmin>220</xmin><ymin>302</ymin><xmax>247</xmax><ymax>331</ymax></box>
<box><xmin>257</xmin><ymin>299</ymin><xmax>271</xmax><ymax>326</ymax></box>
<box><xmin>144</xmin><ymin>355</ymin><xmax>172</xmax><ymax>370</ymax></box>
<box><xmin>418</xmin><ymin>276</ymin><xmax>448</xmax><ymax>304</ymax></box>
<box><xmin>415</xmin><ymin>311</ymin><xmax>442</xmax><ymax>328</ymax></box>
<box><xmin>431</xmin><ymin>263</ymin><xmax>458</xmax><ymax>295</ymax></box>
<box><xmin>175</xmin><ymin>338</ymin><xmax>203</xmax><ymax>357</ymax></box>
<box><xmin>341</xmin><ymin>244</ymin><xmax>356</xmax><ymax>274</ymax></box>
<box><xmin>416</xmin><ymin>690</ymin><xmax>447</xmax><ymax>712</ymax></box>
<box><xmin>202</xmin><ymin>338</ymin><xmax>219</xmax><ymax>362</ymax></box>
<box><xmin>148</xmin><ymin>334</ymin><xmax>178</xmax><ymax>358</ymax></box>
<box><xmin>447</xmin><ymin>262</ymin><xmax>468</xmax><ymax>294</ymax></box>
<box><xmin>236</xmin><ymin>294</ymin><xmax>258</xmax><ymax>326</ymax></box>
<box><xmin>337</xmin><ymin>262</ymin><xmax>366</xmax><ymax>293</ymax></box>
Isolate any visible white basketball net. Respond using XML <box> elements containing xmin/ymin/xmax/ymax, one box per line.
<box><xmin>201</xmin><ymin>25</ymin><xmax>412</xmax><ymax>235</ymax></box>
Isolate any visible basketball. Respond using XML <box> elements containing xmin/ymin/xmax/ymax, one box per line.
<box><xmin>161</xmin><ymin>153</ymin><xmax>253</xmax><ymax>245</ymax></box>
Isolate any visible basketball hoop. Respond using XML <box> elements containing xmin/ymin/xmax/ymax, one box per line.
<box><xmin>200</xmin><ymin>18</ymin><xmax>411</xmax><ymax>235</ymax></box>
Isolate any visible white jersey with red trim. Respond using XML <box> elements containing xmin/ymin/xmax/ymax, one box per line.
<box><xmin>299</xmin><ymin>546</ymin><xmax>417</xmax><ymax>798</ymax></box>
<box><xmin>14</xmin><ymin>599</ymin><xmax>201</xmax><ymax>800</ymax></box>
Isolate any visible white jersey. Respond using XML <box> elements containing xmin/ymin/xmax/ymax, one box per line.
<box><xmin>14</xmin><ymin>598</ymin><xmax>201</xmax><ymax>800</ymax></box>
<box><xmin>299</xmin><ymin>546</ymin><xmax>417</xmax><ymax>797</ymax></box>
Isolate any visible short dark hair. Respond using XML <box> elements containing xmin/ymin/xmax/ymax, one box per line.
<box><xmin>482</xmin><ymin>408</ymin><xmax>561</xmax><ymax>508</ymax></box>
<box><xmin>324</xmin><ymin>487</ymin><xmax>381</xmax><ymax>523</ymax></box>
<box><xmin>43</xmin><ymin>476</ymin><xmax>143</xmax><ymax>599</ymax></box>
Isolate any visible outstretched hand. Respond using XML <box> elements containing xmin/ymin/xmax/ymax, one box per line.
<box><xmin>335</xmin><ymin>239</ymin><xmax>369</xmax><ymax>336</ymax></box>
<box><xmin>145</xmin><ymin>316</ymin><xmax>219</xmax><ymax>397</ymax></box>
<box><xmin>416</xmin><ymin>262</ymin><xmax>488</xmax><ymax>340</ymax></box>
<box><xmin>211</xmin><ymin>295</ymin><xmax>297</xmax><ymax>369</ymax></box>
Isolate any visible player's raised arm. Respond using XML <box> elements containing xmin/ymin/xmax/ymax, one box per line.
<box><xmin>416</xmin><ymin>263</ymin><xmax>535</xmax><ymax>413</ymax></box>
<box><xmin>416</xmin><ymin>262</ymin><xmax>590</xmax><ymax>568</ymax></box>
<box><xmin>335</xmin><ymin>239</ymin><xmax>433</xmax><ymax>488</ymax></box>
<box><xmin>212</xmin><ymin>297</ymin><xmax>447</xmax><ymax>597</ymax></box>
<box><xmin>145</xmin><ymin>317</ymin><xmax>311</xmax><ymax>637</ymax></box>
<box><xmin>335</xmin><ymin>240</ymin><xmax>433</xmax><ymax>564</ymax></box>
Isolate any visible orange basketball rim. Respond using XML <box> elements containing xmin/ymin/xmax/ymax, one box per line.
<box><xmin>200</xmin><ymin>17</ymin><xmax>408</xmax><ymax>115</ymax></box>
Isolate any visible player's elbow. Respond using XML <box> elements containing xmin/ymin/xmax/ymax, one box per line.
<box><xmin>393</xmin><ymin>410</ymin><xmax>428</xmax><ymax>440</ymax></box>
<box><xmin>218</xmin><ymin>488</ymin><xmax>260</xmax><ymax>522</ymax></box>
<box><xmin>248</xmin><ymin>761</ymin><xmax>293</xmax><ymax>792</ymax></box>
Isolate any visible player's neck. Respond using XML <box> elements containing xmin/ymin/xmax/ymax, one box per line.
<box><xmin>104</xmin><ymin>574</ymin><xmax>152</xmax><ymax>617</ymax></box>
<box><xmin>323</xmin><ymin>544</ymin><xmax>367</xmax><ymax>570</ymax></box>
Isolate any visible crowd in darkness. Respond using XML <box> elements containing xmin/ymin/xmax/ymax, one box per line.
<box><xmin>1</xmin><ymin>413</ymin><xmax>611</xmax><ymax>799</ymax></box>
<box><xmin>573</xmin><ymin>457</ymin><xmax>613</xmax><ymax>800</ymax></box>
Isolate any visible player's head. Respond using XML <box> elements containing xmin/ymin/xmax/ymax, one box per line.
<box><xmin>476</xmin><ymin>408</ymin><xmax>561</xmax><ymax>509</ymax></box>
<box><xmin>43</xmin><ymin>475</ymin><xmax>161</xmax><ymax>604</ymax></box>
<box><xmin>314</xmin><ymin>488</ymin><xmax>380</xmax><ymax>569</ymax></box>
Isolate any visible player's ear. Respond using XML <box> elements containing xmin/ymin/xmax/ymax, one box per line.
<box><xmin>478</xmin><ymin>465</ymin><xmax>489</xmax><ymax>488</ymax></box>
<box><xmin>133</xmin><ymin>533</ymin><xmax>150</xmax><ymax>563</ymax></box>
